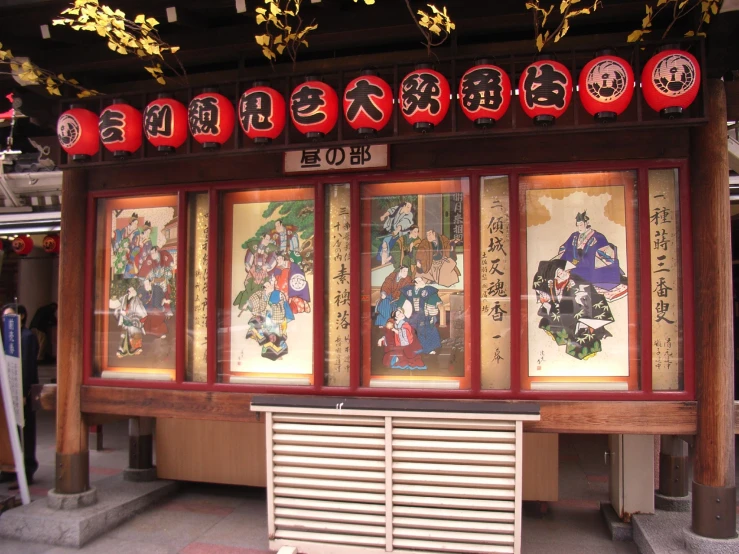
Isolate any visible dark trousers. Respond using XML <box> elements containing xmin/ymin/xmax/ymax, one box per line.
<box><xmin>20</xmin><ymin>407</ymin><xmax>38</xmax><ymax>477</ymax></box>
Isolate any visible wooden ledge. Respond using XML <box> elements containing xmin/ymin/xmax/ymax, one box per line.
<box><xmin>31</xmin><ymin>385</ymin><xmax>739</xmax><ymax>435</ymax></box>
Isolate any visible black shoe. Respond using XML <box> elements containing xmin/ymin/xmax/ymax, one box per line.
<box><xmin>0</xmin><ymin>471</ymin><xmax>16</xmax><ymax>483</ymax></box>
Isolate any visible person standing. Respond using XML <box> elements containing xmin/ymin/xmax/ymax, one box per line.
<box><xmin>0</xmin><ymin>304</ymin><xmax>39</xmax><ymax>485</ymax></box>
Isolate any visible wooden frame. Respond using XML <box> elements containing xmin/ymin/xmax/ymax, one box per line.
<box><xmin>82</xmin><ymin>159</ymin><xmax>694</xmax><ymax>402</ymax></box>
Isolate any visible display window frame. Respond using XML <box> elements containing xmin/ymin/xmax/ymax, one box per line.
<box><xmin>82</xmin><ymin>159</ymin><xmax>694</xmax><ymax>402</ymax></box>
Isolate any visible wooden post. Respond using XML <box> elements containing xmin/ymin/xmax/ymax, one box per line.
<box><xmin>128</xmin><ymin>417</ymin><xmax>154</xmax><ymax>470</ymax></box>
<box><xmin>54</xmin><ymin>168</ymin><xmax>91</xmax><ymax>495</ymax></box>
<box><xmin>658</xmin><ymin>436</ymin><xmax>689</xmax><ymax>498</ymax></box>
<box><xmin>690</xmin><ymin>78</ymin><xmax>736</xmax><ymax>538</ymax></box>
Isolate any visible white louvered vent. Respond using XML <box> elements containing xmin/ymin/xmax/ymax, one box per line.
<box><xmin>253</xmin><ymin>403</ymin><xmax>539</xmax><ymax>554</ymax></box>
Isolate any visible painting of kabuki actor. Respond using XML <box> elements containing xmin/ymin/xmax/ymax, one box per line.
<box><xmin>227</xmin><ymin>194</ymin><xmax>314</xmax><ymax>377</ymax></box>
<box><xmin>105</xmin><ymin>204</ymin><xmax>178</xmax><ymax>373</ymax></box>
<box><xmin>526</xmin><ymin>181</ymin><xmax>633</xmax><ymax>379</ymax></box>
<box><xmin>366</xmin><ymin>188</ymin><xmax>466</xmax><ymax>380</ymax></box>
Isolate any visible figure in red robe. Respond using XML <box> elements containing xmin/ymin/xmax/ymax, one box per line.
<box><xmin>377</xmin><ymin>309</ymin><xmax>426</xmax><ymax>369</ymax></box>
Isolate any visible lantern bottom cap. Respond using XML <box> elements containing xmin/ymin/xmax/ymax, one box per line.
<box><xmin>157</xmin><ymin>145</ymin><xmax>176</xmax><ymax>153</ymax></box>
<box><xmin>70</xmin><ymin>154</ymin><xmax>92</xmax><ymax>162</ymax></box>
<box><xmin>305</xmin><ymin>131</ymin><xmax>325</xmax><ymax>141</ymax></box>
<box><xmin>413</xmin><ymin>121</ymin><xmax>434</xmax><ymax>133</ymax></box>
<box><xmin>357</xmin><ymin>127</ymin><xmax>377</xmax><ymax>137</ymax></box>
<box><xmin>253</xmin><ymin>137</ymin><xmax>272</xmax><ymax>145</ymax></box>
<box><xmin>533</xmin><ymin>114</ymin><xmax>555</xmax><ymax>127</ymax></box>
<box><xmin>660</xmin><ymin>106</ymin><xmax>684</xmax><ymax>119</ymax></box>
<box><xmin>201</xmin><ymin>142</ymin><xmax>222</xmax><ymax>150</ymax></box>
<box><xmin>474</xmin><ymin>117</ymin><xmax>496</xmax><ymax>129</ymax></box>
<box><xmin>594</xmin><ymin>111</ymin><xmax>617</xmax><ymax>123</ymax></box>
<box><xmin>113</xmin><ymin>150</ymin><xmax>132</xmax><ymax>159</ymax></box>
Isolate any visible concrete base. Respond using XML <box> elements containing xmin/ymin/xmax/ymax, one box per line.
<box><xmin>123</xmin><ymin>466</ymin><xmax>158</xmax><ymax>482</ymax></box>
<box><xmin>277</xmin><ymin>548</ymin><xmax>298</xmax><ymax>554</ymax></box>
<box><xmin>683</xmin><ymin>528</ymin><xmax>739</xmax><ymax>554</ymax></box>
<box><xmin>47</xmin><ymin>487</ymin><xmax>98</xmax><ymax>510</ymax></box>
<box><xmin>600</xmin><ymin>502</ymin><xmax>632</xmax><ymax>541</ymax></box>
<box><xmin>655</xmin><ymin>491</ymin><xmax>692</xmax><ymax>512</ymax></box>
<box><xmin>0</xmin><ymin>474</ymin><xmax>178</xmax><ymax>547</ymax></box>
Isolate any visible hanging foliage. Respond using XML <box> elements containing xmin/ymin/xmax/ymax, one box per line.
<box><xmin>526</xmin><ymin>0</ymin><xmax>602</xmax><ymax>52</ymax></box>
<box><xmin>0</xmin><ymin>41</ymin><xmax>99</xmax><ymax>97</ymax></box>
<box><xmin>254</xmin><ymin>0</ymin><xmax>317</xmax><ymax>66</ymax></box>
<box><xmin>627</xmin><ymin>0</ymin><xmax>721</xmax><ymax>42</ymax></box>
<box><xmin>52</xmin><ymin>0</ymin><xmax>186</xmax><ymax>85</ymax></box>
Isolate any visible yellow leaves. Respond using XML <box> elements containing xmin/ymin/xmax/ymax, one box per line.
<box><xmin>256</xmin><ymin>34</ymin><xmax>271</xmax><ymax>46</ymax></box>
<box><xmin>536</xmin><ymin>34</ymin><xmax>544</xmax><ymax>51</ymax></box>
<box><xmin>627</xmin><ymin>29</ymin><xmax>646</xmax><ymax>42</ymax></box>
<box><xmin>107</xmin><ymin>40</ymin><xmax>117</xmax><ymax>51</ymax></box>
<box><xmin>529</xmin><ymin>0</ymin><xmax>598</xmax><ymax>51</ymax></box>
<box><xmin>146</xmin><ymin>17</ymin><xmax>159</xmax><ymax>27</ymax></box>
<box><xmin>628</xmin><ymin>0</ymin><xmax>717</xmax><ymax>43</ymax></box>
<box><xmin>170</xmin><ymin>46</ymin><xmax>180</xmax><ymax>54</ymax></box>
<box><xmin>417</xmin><ymin>3</ymin><xmax>455</xmax><ymax>37</ymax></box>
<box><xmin>135</xmin><ymin>14</ymin><xmax>145</xmax><ymax>24</ymax></box>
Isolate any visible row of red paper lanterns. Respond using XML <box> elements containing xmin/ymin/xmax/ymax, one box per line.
<box><xmin>5</xmin><ymin>234</ymin><xmax>60</xmax><ymax>256</ymax></box>
<box><xmin>57</xmin><ymin>49</ymin><xmax>700</xmax><ymax>161</ymax></box>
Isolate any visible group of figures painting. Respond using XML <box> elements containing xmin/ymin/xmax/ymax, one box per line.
<box><xmin>370</xmin><ymin>194</ymin><xmax>465</xmax><ymax>376</ymax></box>
<box><xmin>232</xmin><ymin>202</ymin><xmax>314</xmax><ymax>362</ymax></box>
<box><xmin>108</xmin><ymin>208</ymin><xmax>177</xmax><ymax>365</ymax></box>
<box><xmin>532</xmin><ymin>210</ymin><xmax>628</xmax><ymax>362</ymax></box>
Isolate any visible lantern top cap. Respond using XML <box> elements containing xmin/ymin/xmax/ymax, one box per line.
<box><xmin>252</xmin><ymin>80</ymin><xmax>270</xmax><ymax>88</ymax></box>
<box><xmin>156</xmin><ymin>93</ymin><xmax>173</xmax><ymax>99</ymax></box>
<box><xmin>658</xmin><ymin>43</ymin><xmax>681</xmax><ymax>53</ymax></box>
<box><xmin>304</xmin><ymin>75</ymin><xmax>321</xmax><ymax>83</ymax></box>
<box><xmin>595</xmin><ymin>48</ymin><xmax>618</xmax><ymax>57</ymax></box>
<box><xmin>413</xmin><ymin>62</ymin><xmax>433</xmax><ymax>71</ymax></box>
<box><xmin>201</xmin><ymin>87</ymin><xmax>219</xmax><ymax>94</ymax></box>
<box><xmin>534</xmin><ymin>53</ymin><xmax>555</xmax><ymax>62</ymax></box>
<box><xmin>110</xmin><ymin>97</ymin><xmax>128</xmax><ymax>105</ymax></box>
<box><xmin>360</xmin><ymin>68</ymin><xmax>378</xmax><ymax>77</ymax></box>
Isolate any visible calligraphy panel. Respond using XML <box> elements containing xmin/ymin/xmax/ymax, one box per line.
<box><xmin>360</xmin><ymin>179</ymin><xmax>471</xmax><ymax>390</ymax></box>
<box><xmin>521</xmin><ymin>172</ymin><xmax>639</xmax><ymax>391</ymax></box>
<box><xmin>480</xmin><ymin>176</ymin><xmax>511</xmax><ymax>390</ymax></box>
<box><xmin>93</xmin><ymin>195</ymin><xmax>179</xmax><ymax>381</ymax></box>
<box><xmin>325</xmin><ymin>184</ymin><xmax>351</xmax><ymax>387</ymax></box>
<box><xmin>186</xmin><ymin>193</ymin><xmax>209</xmax><ymax>382</ymax></box>
<box><xmin>220</xmin><ymin>187</ymin><xmax>314</xmax><ymax>385</ymax></box>
<box><xmin>649</xmin><ymin>169</ymin><xmax>682</xmax><ymax>391</ymax></box>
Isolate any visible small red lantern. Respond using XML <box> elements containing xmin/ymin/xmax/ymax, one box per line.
<box><xmin>459</xmin><ymin>61</ymin><xmax>511</xmax><ymax>128</ymax></box>
<box><xmin>579</xmin><ymin>52</ymin><xmax>634</xmax><ymax>122</ymax></box>
<box><xmin>290</xmin><ymin>78</ymin><xmax>339</xmax><ymax>139</ymax></box>
<box><xmin>43</xmin><ymin>234</ymin><xmax>60</xmax><ymax>254</ymax></box>
<box><xmin>57</xmin><ymin>106</ymin><xmax>99</xmax><ymax>162</ymax></box>
<box><xmin>239</xmin><ymin>82</ymin><xmax>286</xmax><ymax>144</ymax></box>
<box><xmin>12</xmin><ymin>235</ymin><xmax>33</xmax><ymax>256</ymax></box>
<box><xmin>343</xmin><ymin>71</ymin><xmax>393</xmax><ymax>137</ymax></box>
<box><xmin>641</xmin><ymin>49</ymin><xmax>700</xmax><ymax>119</ymax></box>
<box><xmin>400</xmin><ymin>65</ymin><xmax>450</xmax><ymax>132</ymax></box>
<box><xmin>188</xmin><ymin>90</ymin><xmax>235</xmax><ymax>149</ymax></box>
<box><xmin>519</xmin><ymin>58</ymin><xmax>572</xmax><ymax>126</ymax></box>
<box><xmin>99</xmin><ymin>99</ymin><xmax>143</xmax><ymax>158</ymax></box>
<box><xmin>144</xmin><ymin>95</ymin><xmax>189</xmax><ymax>153</ymax></box>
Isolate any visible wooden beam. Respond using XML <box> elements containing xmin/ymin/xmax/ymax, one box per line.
<box><xmin>726</xmin><ymin>80</ymin><xmax>739</xmax><ymax>122</ymax></box>
<box><xmin>55</xmin><ymin>168</ymin><xmax>91</xmax><ymax>495</ymax></box>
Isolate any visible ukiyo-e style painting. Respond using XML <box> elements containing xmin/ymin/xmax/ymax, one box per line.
<box><xmin>524</xmin><ymin>174</ymin><xmax>637</xmax><ymax>384</ymax></box>
<box><xmin>364</xmin><ymin>182</ymin><xmax>467</xmax><ymax>384</ymax></box>
<box><xmin>102</xmin><ymin>197</ymin><xmax>178</xmax><ymax>379</ymax></box>
<box><xmin>225</xmin><ymin>189</ymin><xmax>314</xmax><ymax>381</ymax></box>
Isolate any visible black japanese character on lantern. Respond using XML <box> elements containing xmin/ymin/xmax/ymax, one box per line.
<box><xmin>144</xmin><ymin>104</ymin><xmax>173</xmax><ymax>138</ymax></box>
<box><xmin>461</xmin><ymin>68</ymin><xmax>503</xmax><ymax>112</ymax></box>
<box><xmin>188</xmin><ymin>96</ymin><xmax>221</xmax><ymax>136</ymax></box>
<box><xmin>99</xmin><ymin>109</ymin><xmax>125</xmax><ymax>143</ymax></box>
<box><xmin>523</xmin><ymin>64</ymin><xmax>567</xmax><ymax>110</ymax></box>
<box><xmin>345</xmin><ymin>79</ymin><xmax>384</xmax><ymax>122</ymax></box>
<box><xmin>240</xmin><ymin>91</ymin><xmax>273</xmax><ymax>131</ymax></box>
<box><xmin>401</xmin><ymin>73</ymin><xmax>441</xmax><ymax>116</ymax></box>
<box><xmin>291</xmin><ymin>86</ymin><xmax>326</xmax><ymax>125</ymax></box>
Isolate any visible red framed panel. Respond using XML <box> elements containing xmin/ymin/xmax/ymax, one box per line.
<box><xmin>81</xmin><ymin>160</ymin><xmax>695</xmax><ymax>401</ymax></box>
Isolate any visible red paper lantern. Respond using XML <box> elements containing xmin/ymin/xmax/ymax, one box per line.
<box><xmin>343</xmin><ymin>72</ymin><xmax>393</xmax><ymax>136</ymax></box>
<box><xmin>99</xmin><ymin>100</ymin><xmax>143</xmax><ymax>158</ymax></box>
<box><xmin>641</xmin><ymin>49</ymin><xmax>700</xmax><ymax>118</ymax></box>
<box><xmin>459</xmin><ymin>62</ymin><xmax>511</xmax><ymax>128</ymax></box>
<box><xmin>12</xmin><ymin>235</ymin><xmax>33</xmax><ymax>256</ymax></box>
<box><xmin>43</xmin><ymin>234</ymin><xmax>60</xmax><ymax>254</ymax></box>
<box><xmin>290</xmin><ymin>79</ymin><xmax>339</xmax><ymax>139</ymax></box>
<box><xmin>188</xmin><ymin>91</ymin><xmax>235</xmax><ymax>149</ymax></box>
<box><xmin>579</xmin><ymin>53</ymin><xmax>634</xmax><ymax>122</ymax></box>
<box><xmin>400</xmin><ymin>66</ymin><xmax>450</xmax><ymax>131</ymax></box>
<box><xmin>239</xmin><ymin>83</ymin><xmax>286</xmax><ymax>144</ymax></box>
<box><xmin>144</xmin><ymin>96</ymin><xmax>189</xmax><ymax>153</ymax></box>
<box><xmin>519</xmin><ymin>59</ymin><xmax>572</xmax><ymax>126</ymax></box>
<box><xmin>57</xmin><ymin>107</ymin><xmax>99</xmax><ymax>162</ymax></box>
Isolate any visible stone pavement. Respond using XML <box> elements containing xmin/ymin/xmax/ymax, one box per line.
<box><xmin>0</xmin><ymin>411</ymin><xmax>733</xmax><ymax>553</ymax></box>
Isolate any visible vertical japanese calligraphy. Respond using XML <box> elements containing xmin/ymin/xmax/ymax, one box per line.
<box><xmin>186</xmin><ymin>193</ymin><xmax>209</xmax><ymax>382</ymax></box>
<box><xmin>325</xmin><ymin>184</ymin><xmax>351</xmax><ymax>387</ymax></box>
<box><xmin>480</xmin><ymin>176</ymin><xmax>511</xmax><ymax>389</ymax></box>
<box><xmin>649</xmin><ymin>169</ymin><xmax>682</xmax><ymax>390</ymax></box>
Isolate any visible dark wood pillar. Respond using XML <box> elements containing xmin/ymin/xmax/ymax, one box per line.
<box><xmin>54</xmin><ymin>168</ymin><xmax>90</xmax><ymax>495</ymax></box>
<box><xmin>128</xmin><ymin>417</ymin><xmax>154</xmax><ymax>470</ymax></box>
<box><xmin>658</xmin><ymin>436</ymin><xmax>689</xmax><ymax>498</ymax></box>
<box><xmin>690</xmin><ymin>78</ymin><xmax>736</xmax><ymax>538</ymax></box>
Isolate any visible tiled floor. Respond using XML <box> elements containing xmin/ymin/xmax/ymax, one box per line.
<box><xmin>0</xmin><ymin>411</ymin><xmax>736</xmax><ymax>553</ymax></box>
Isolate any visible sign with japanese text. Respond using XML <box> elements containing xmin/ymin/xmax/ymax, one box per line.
<box><xmin>284</xmin><ymin>144</ymin><xmax>388</xmax><ymax>174</ymax></box>
<box><xmin>2</xmin><ymin>315</ymin><xmax>24</xmax><ymax>428</ymax></box>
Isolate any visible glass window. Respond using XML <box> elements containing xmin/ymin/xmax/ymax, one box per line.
<box><xmin>219</xmin><ymin>187</ymin><xmax>314</xmax><ymax>385</ymax></box>
<box><xmin>519</xmin><ymin>171</ymin><xmax>640</xmax><ymax>391</ymax></box>
<box><xmin>648</xmin><ymin>169</ymin><xmax>683</xmax><ymax>391</ymax></box>
<box><xmin>186</xmin><ymin>192</ymin><xmax>209</xmax><ymax>382</ymax></box>
<box><xmin>480</xmin><ymin>176</ymin><xmax>511</xmax><ymax>390</ymax></box>
<box><xmin>360</xmin><ymin>179</ymin><xmax>471</xmax><ymax>390</ymax></box>
<box><xmin>325</xmin><ymin>183</ymin><xmax>351</xmax><ymax>387</ymax></box>
<box><xmin>93</xmin><ymin>195</ymin><xmax>179</xmax><ymax>381</ymax></box>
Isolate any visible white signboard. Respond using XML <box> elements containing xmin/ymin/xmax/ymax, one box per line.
<box><xmin>284</xmin><ymin>144</ymin><xmax>389</xmax><ymax>174</ymax></box>
<box><xmin>3</xmin><ymin>314</ymin><xmax>23</xmax><ymax>428</ymax></box>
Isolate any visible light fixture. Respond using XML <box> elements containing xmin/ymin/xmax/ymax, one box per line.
<box><xmin>235</xmin><ymin>0</ymin><xmax>247</xmax><ymax>13</ymax></box>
